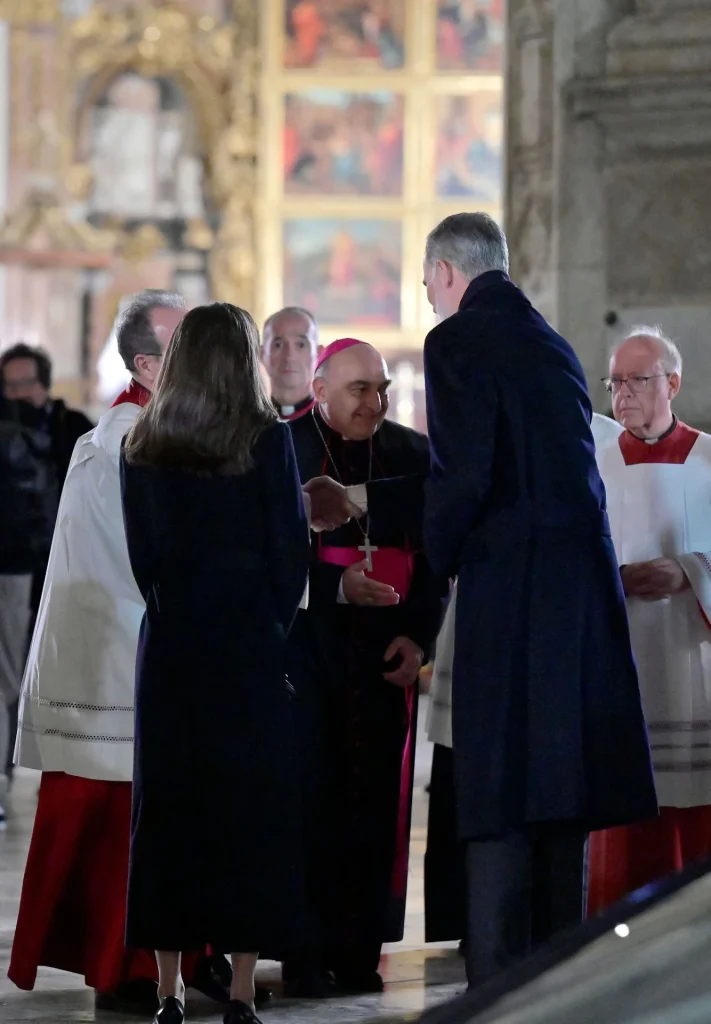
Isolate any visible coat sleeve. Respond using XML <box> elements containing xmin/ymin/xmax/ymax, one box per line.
<box><xmin>399</xmin><ymin>551</ymin><xmax>447</xmax><ymax>661</ymax></box>
<box><xmin>258</xmin><ymin>422</ymin><xmax>311</xmax><ymax>634</ymax></box>
<box><xmin>306</xmin><ymin>558</ymin><xmax>346</xmax><ymax>608</ymax></box>
<box><xmin>365</xmin><ymin>474</ymin><xmax>427</xmax><ymax>544</ymax></box>
<box><xmin>424</xmin><ymin>324</ymin><xmax>499</xmax><ymax>579</ymax></box>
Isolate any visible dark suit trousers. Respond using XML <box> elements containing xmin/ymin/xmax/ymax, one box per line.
<box><xmin>465</xmin><ymin>822</ymin><xmax>587</xmax><ymax>989</ymax></box>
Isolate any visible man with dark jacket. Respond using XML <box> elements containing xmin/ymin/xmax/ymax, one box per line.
<box><xmin>422</xmin><ymin>212</ymin><xmax>657</xmax><ymax>988</ymax></box>
<box><xmin>1</xmin><ymin>343</ymin><xmax>93</xmax><ymax>485</ymax></box>
<box><xmin>0</xmin><ymin>344</ymin><xmax>92</xmax><ymax>777</ymax></box>
<box><xmin>0</xmin><ymin>395</ymin><xmax>49</xmax><ymax>823</ymax></box>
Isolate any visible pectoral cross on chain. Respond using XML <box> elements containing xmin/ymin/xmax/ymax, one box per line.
<box><xmin>358</xmin><ymin>535</ymin><xmax>378</xmax><ymax>572</ymax></box>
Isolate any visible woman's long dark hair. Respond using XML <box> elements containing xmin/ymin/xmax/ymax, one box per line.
<box><xmin>124</xmin><ymin>303</ymin><xmax>276</xmax><ymax>475</ymax></box>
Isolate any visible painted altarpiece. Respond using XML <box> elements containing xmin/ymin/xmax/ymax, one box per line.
<box><xmin>0</xmin><ymin>0</ymin><xmax>503</xmax><ymax>420</ymax></box>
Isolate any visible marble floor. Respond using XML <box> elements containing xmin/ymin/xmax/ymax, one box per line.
<box><xmin>0</xmin><ymin>705</ymin><xmax>467</xmax><ymax>1023</ymax></box>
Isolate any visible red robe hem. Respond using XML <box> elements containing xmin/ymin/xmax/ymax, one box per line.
<box><xmin>587</xmin><ymin>805</ymin><xmax>711</xmax><ymax>915</ymax></box>
<box><xmin>9</xmin><ymin>773</ymin><xmax>199</xmax><ymax>993</ymax></box>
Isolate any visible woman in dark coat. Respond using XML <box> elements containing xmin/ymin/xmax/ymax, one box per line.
<box><xmin>120</xmin><ymin>303</ymin><xmax>310</xmax><ymax>1024</ymax></box>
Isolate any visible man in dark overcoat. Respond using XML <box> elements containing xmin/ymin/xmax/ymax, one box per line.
<box><xmin>421</xmin><ymin>212</ymin><xmax>658</xmax><ymax>988</ymax></box>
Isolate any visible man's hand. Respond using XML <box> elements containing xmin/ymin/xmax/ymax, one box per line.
<box><xmin>419</xmin><ymin>662</ymin><xmax>433</xmax><ymax>694</ymax></box>
<box><xmin>303</xmin><ymin>476</ymin><xmax>360</xmax><ymax>531</ymax></box>
<box><xmin>621</xmin><ymin>558</ymin><xmax>691</xmax><ymax>601</ymax></box>
<box><xmin>383</xmin><ymin>636</ymin><xmax>423</xmax><ymax>688</ymax></box>
<box><xmin>342</xmin><ymin>559</ymin><xmax>400</xmax><ymax>607</ymax></box>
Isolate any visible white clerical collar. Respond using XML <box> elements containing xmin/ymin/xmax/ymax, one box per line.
<box><xmin>643</xmin><ymin>416</ymin><xmax>677</xmax><ymax>444</ymax></box>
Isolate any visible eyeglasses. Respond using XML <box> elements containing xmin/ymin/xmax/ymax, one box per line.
<box><xmin>601</xmin><ymin>374</ymin><xmax>669</xmax><ymax>394</ymax></box>
<box><xmin>4</xmin><ymin>378</ymin><xmax>40</xmax><ymax>391</ymax></box>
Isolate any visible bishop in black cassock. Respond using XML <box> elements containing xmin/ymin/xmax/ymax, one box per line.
<box><xmin>285</xmin><ymin>338</ymin><xmax>444</xmax><ymax>994</ymax></box>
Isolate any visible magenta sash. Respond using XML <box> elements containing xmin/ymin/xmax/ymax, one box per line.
<box><xmin>318</xmin><ymin>545</ymin><xmax>415</xmax><ymax>600</ymax></box>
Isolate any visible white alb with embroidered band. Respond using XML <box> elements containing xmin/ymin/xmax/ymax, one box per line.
<box><xmin>598</xmin><ymin>424</ymin><xmax>711</xmax><ymax>807</ymax></box>
<box><xmin>15</xmin><ymin>403</ymin><xmax>143</xmax><ymax>782</ymax></box>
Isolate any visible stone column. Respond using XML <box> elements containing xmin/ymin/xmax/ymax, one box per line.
<box><xmin>506</xmin><ymin>0</ymin><xmax>711</xmax><ymax>419</ymax></box>
<box><xmin>583</xmin><ymin>0</ymin><xmax>711</xmax><ymax>421</ymax></box>
<box><xmin>505</xmin><ymin>0</ymin><xmax>556</xmax><ymax>323</ymax></box>
<box><xmin>551</xmin><ymin>0</ymin><xmax>629</xmax><ymax>405</ymax></box>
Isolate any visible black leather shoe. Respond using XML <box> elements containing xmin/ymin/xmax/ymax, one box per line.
<box><xmin>208</xmin><ymin>953</ymin><xmax>232</xmax><ymax>988</ymax></box>
<box><xmin>190</xmin><ymin>955</ymin><xmax>230</xmax><ymax>1003</ymax></box>
<box><xmin>334</xmin><ymin>970</ymin><xmax>384</xmax><ymax>994</ymax></box>
<box><xmin>254</xmin><ymin>985</ymin><xmax>272</xmax><ymax>1009</ymax></box>
<box><xmin>153</xmin><ymin>995</ymin><xmax>185</xmax><ymax>1023</ymax></box>
<box><xmin>283</xmin><ymin>969</ymin><xmax>336</xmax><ymax>999</ymax></box>
<box><xmin>95</xmin><ymin>978</ymin><xmax>159</xmax><ymax>1014</ymax></box>
<box><xmin>223</xmin><ymin>999</ymin><xmax>263</xmax><ymax>1024</ymax></box>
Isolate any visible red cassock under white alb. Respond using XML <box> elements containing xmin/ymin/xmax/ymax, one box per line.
<box><xmin>10</xmin><ymin>381</ymin><xmax>200</xmax><ymax>992</ymax></box>
<box><xmin>588</xmin><ymin>422</ymin><xmax>711</xmax><ymax>913</ymax></box>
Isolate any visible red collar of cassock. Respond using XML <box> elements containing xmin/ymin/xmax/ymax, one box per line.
<box><xmin>619</xmin><ymin>419</ymin><xmax>699</xmax><ymax>466</ymax></box>
<box><xmin>111</xmin><ymin>379</ymin><xmax>151</xmax><ymax>409</ymax></box>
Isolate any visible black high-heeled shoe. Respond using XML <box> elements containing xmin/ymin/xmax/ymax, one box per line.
<box><xmin>223</xmin><ymin>999</ymin><xmax>263</xmax><ymax>1024</ymax></box>
<box><xmin>153</xmin><ymin>995</ymin><xmax>185</xmax><ymax>1023</ymax></box>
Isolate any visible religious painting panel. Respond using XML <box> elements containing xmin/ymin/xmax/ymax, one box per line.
<box><xmin>436</xmin><ymin>0</ymin><xmax>504</xmax><ymax>72</ymax></box>
<box><xmin>283</xmin><ymin>218</ymin><xmax>402</xmax><ymax>327</ymax></box>
<box><xmin>284</xmin><ymin>90</ymin><xmax>404</xmax><ymax>197</ymax></box>
<box><xmin>435</xmin><ymin>92</ymin><xmax>502</xmax><ymax>202</ymax></box>
<box><xmin>284</xmin><ymin>0</ymin><xmax>406</xmax><ymax>70</ymax></box>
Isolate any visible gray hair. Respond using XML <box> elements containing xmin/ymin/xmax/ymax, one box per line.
<box><xmin>425</xmin><ymin>212</ymin><xmax>509</xmax><ymax>279</ymax></box>
<box><xmin>614</xmin><ymin>324</ymin><xmax>683</xmax><ymax>376</ymax></box>
<box><xmin>263</xmin><ymin>306</ymin><xmax>318</xmax><ymax>342</ymax></box>
<box><xmin>115</xmin><ymin>289</ymin><xmax>185</xmax><ymax>374</ymax></box>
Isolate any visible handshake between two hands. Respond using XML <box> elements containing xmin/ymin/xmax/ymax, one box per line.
<box><xmin>303</xmin><ymin>475</ymin><xmax>360</xmax><ymax>532</ymax></box>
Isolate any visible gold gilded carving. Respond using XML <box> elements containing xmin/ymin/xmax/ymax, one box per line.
<box><xmin>184</xmin><ymin>218</ymin><xmax>215</xmax><ymax>252</ymax></box>
<box><xmin>0</xmin><ymin>191</ymin><xmax>115</xmax><ymax>267</ymax></box>
<box><xmin>64</xmin><ymin>162</ymin><xmax>93</xmax><ymax>200</ymax></box>
<box><xmin>68</xmin><ymin>3</ymin><xmax>258</xmax><ymax>304</ymax></box>
<box><xmin>119</xmin><ymin>225</ymin><xmax>169</xmax><ymax>266</ymax></box>
<box><xmin>2</xmin><ymin>2</ymin><xmax>259</xmax><ymax>306</ymax></box>
<box><xmin>0</xmin><ymin>0</ymin><xmax>61</xmax><ymax>25</ymax></box>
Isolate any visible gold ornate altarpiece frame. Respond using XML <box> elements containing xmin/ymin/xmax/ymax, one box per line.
<box><xmin>0</xmin><ymin>0</ymin><xmax>260</xmax><ymax>309</ymax></box>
